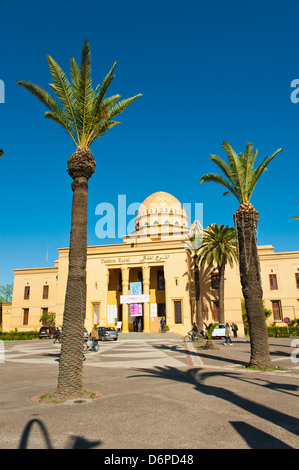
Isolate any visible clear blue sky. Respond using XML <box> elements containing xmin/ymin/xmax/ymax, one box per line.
<box><xmin>1</xmin><ymin>0</ymin><xmax>299</xmax><ymax>286</ymax></box>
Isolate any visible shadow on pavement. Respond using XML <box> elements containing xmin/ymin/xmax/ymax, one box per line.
<box><xmin>18</xmin><ymin>419</ymin><xmax>102</xmax><ymax>449</ymax></box>
<box><xmin>130</xmin><ymin>366</ymin><xmax>299</xmax><ymax>448</ymax></box>
<box><xmin>230</xmin><ymin>421</ymin><xmax>293</xmax><ymax>449</ymax></box>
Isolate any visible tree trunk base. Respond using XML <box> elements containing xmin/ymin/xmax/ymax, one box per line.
<box><xmin>248</xmin><ymin>358</ymin><xmax>273</xmax><ymax>370</ymax></box>
<box><xmin>204</xmin><ymin>340</ymin><xmax>215</xmax><ymax>349</ymax></box>
<box><xmin>53</xmin><ymin>388</ymin><xmax>85</xmax><ymax>402</ymax></box>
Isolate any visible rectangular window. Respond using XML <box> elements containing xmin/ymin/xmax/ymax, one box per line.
<box><xmin>269</xmin><ymin>274</ymin><xmax>278</xmax><ymax>290</ymax></box>
<box><xmin>271</xmin><ymin>300</ymin><xmax>282</xmax><ymax>321</ymax></box>
<box><xmin>211</xmin><ymin>273</ymin><xmax>219</xmax><ymax>290</ymax></box>
<box><xmin>24</xmin><ymin>286</ymin><xmax>30</xmax><ymax>300</ymax></box>
<box><xmin>174</xmin><ymin>300</ymin><xmax>182</xmax><ymax>323</ymax></box>
<box><xmin>41</xmin><ymin>308</ymin><xmax>48</xmax><ymax>315</ymax></box>
<box><xmin>295</xmin><ymin>273</ymin><xmax>299</xmax><ymax>289</ymax></box>
<box><xmin>42</xmin><ymin>285</ymin><xmax>49</xmax><ymax>299</ymax></box>
<box><xmin>93</xmin><ymin>303</ymin><xmax>100</xmax><ymax>324</ymax></box>
<box><xmin>23</xmin><ymin>308</ymin><xmax>29</xmax><ymax>325</ymax></box>
<box><xmin>157</xmin><ymin>270</ymin><xmax>165</xmax><ymax>290</ymax></box>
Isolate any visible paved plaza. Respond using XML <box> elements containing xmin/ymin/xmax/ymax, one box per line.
<box><xmin>0</xmin><ymin>334</ymin><xmax>298</xmax><ymax>450</ymax></box>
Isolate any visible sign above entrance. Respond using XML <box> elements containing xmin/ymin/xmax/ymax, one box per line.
<box><xmin>120</xmin><ymin>294</ymin><xmax>150</xmax><ymax>304</ymax></box>
<box><xmin>100</xmin><ymin>254</ymin><xmax>170</xmax><ymax>265</ymax></box>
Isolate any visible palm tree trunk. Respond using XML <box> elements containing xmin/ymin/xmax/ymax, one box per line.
<box><xmin>193</xmin><ymin>254</ymin><xmax>202</xmax><ymax>330</ymax></box>
<box><xmin>234</xmin><ymin>203</ymin><xmax>272</xmax><ymax>369</ymax></box>
<box><xmin>54</xmin><ymin>148</ymin><xmax>95</xmax><ymax>400</ymax></box>
<box><xmin>218</xmin><ymin>264</ymin><xmax>225</xmax><ymax>325</ymax></box>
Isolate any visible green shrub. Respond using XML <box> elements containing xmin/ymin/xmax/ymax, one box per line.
<box><xmin>243</xmin><ymin>323</ymin><xmax>298</xmax><ymax>337</ymax></box>
<box><xmin>0</xmin><ymin>330</ymin><xmax>39</xmax><ymax>341</ymax></box>
<box><xmin>267</xmin><ymin>326</ymin><xmax>298</xmax><ymax>337</ymax></box>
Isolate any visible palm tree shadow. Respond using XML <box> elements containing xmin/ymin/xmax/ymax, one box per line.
<box><xmin>130</xmin><ymin>366</ymin><xmax>299</xmax><ymax>439</ymax></box>
<box><xmin>18</xmin><ymin>419</ymin><xmax>102</xmax><ymax>449</ymax></box>
<box><xmin>230</xmin><ymin>421</ymin><xmax>293</xmax><ymax>449</ymax></box>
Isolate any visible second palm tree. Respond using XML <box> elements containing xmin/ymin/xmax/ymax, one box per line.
<box><xmin>200</xmin><ymin>141</ymin><xmax>282</xmax><ymax>369</ymax></box>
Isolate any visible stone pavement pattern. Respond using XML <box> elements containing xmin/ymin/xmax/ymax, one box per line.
<box><xmin>0</xmin><ymin>334</ymin><xmax>298</xmax><ymax>449</ymax></box>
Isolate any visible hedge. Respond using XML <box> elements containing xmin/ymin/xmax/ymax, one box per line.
<box><xmin>0</xmin><ymin>331</ymin><xmax>39</xmax><ymax>341</ymax></box>
<box><xmin>267</xmin><ymin>326</ymin><xmax>299</xmax><ymax>337</ymax></box>
<box><xmin>244</xmin><ymin>324</ymin><xmax>299</xmax><ymax>337</ymax></box>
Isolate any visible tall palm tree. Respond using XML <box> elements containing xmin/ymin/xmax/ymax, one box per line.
<box><xmin>196</xmin><ymin>224</ymin><xmax>238</xmax><ymax>325</ymax></box>
<box><xmin>17</xmin><ymin>41</ymin><xmax>142</xmax><ymax>400</ymax></box>
<box><xmin>200</xmin><ymin>141</ymin><xmax>282</xmax><ymax>369</ymax></box>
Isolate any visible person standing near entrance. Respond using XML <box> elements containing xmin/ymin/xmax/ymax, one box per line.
<box><xmin>223</xmin><ymin>323</ymin><xmax>233</xmax><ymax>345</ymax></box>
<box><xmin>160</xmin><ymin>317</ymin><xmax>166</xmax><ymax>333</ymax></box>
<box><xmin>231</xmin><ymin>322</ymin><xmax>238</xmax><ymax>338</ymax></box>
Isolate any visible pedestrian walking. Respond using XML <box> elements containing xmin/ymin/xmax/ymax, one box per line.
<box><xmin>91</xmin><ymin>324</ymin><xmax>99</xmax><ymax>349</ymax></box>
<box><xmin>223</xmin><ymin>322</ymin><xmax>233</xmax><ymax>345</ymax></box>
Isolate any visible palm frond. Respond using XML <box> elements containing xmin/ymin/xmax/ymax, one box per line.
<box><xmin>77</xmin><ymin>40</ymin><xmax>94</xmax><ymax>146</ymax></box>
<box><xmin>109</xmin><ymin>95</ymin><xmax>143</xmax><ymax>119</ymax></box>
<box><xmin>250</xmin><ymin>148</ymin><xmax>283</xmax><ymax>197</ymax></box>
<box><xmin>70</xmin><ymin>57</ymin><xmax>80</xmax><ymax>97</ymax></box>
<box><xmin>17</xmin><ymin>41</ymin><xmax>142</xmax><ymax>150</ymax></box>
<box><xmin>47</xmin><ymin>55</ymin><xmax>80</xmax><ymax>143</ymax></box>
<box><xmin>196</xmin><ymin>224</ymin><xmax>238</xmax><ymax>270</ymax></box>
<box><xmin>200</xmin><ymin>173</ymin><xmax>240</xmax><ymax>200</ymax></box>
<box><xmin>221</xmin><ymin>141</ymin><xmax>245</xmax><ymax>202</ymax></box>
<box><xmin>200</xmin><ymin>141</ymin><xmax>282</xmax><ymax>204</ymax></box>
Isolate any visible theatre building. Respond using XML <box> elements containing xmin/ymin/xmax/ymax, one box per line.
<box><xmin>2</xmin><ymin>192</ymin><xmax>299</xmax><ymax>335</ymax></box>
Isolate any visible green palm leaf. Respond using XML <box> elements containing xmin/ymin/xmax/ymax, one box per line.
<box><xmin>200</xmin><ymin>141</ymin><xmax>282</xmax><ymax>204</ymax></box>
<box><xmin>16</xmin><ymin>40</ymin><xmax>142</xmax><ymax>150</ymax></box>
<box><xmin>197</xmin><ymin>224</ymin><xmax>238</xmax><ymax>269</ymax></box>
<box><xmin>16</xmin><ymin>80</ymin><xmax>77</xmax><ymax>143</ymax></box>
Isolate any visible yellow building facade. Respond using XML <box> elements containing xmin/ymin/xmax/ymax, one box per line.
<box><xmin>2</xmin><ymin>192</ymin><xmax>299</xmax><ymax>335</ymax></box>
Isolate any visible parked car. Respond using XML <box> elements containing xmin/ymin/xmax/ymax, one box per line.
<box><xmin>39</xmin><ymin>326</ymin><xmax>57</xmax><ymax>339</ymax></box>
<box><xmin>211</xmin><ymin>324</ymin><xmax>226</xmax><ymax>339</ymax></box>
<box><xmin>98</xmin><ymin>326</ymin><xmax>118</xmax><ymax>341</ymax></box>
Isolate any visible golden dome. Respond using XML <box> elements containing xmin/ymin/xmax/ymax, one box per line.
<box><xmin>131</xmin><ymin>191</ymin><xmax>189</xmax><ymax>241</ymax></box>
<box><xmin>137</xmin><ymin>191</ymin><xmax>187</xmax><ymax>217</ymax></box>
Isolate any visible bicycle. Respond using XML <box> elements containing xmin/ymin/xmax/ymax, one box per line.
<box><xmin>83</xmin><ymin>338</ymin><xmax>99</xmax><ymax>352</ymax></box>
<box><xmin>184</xmin><ymin>332</ymin><xmax>204</xmax><ymax>343</ymax></box>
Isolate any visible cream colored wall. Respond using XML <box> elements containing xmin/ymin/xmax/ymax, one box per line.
<box><xmin>1</xmin><ymin>302</ymin><xmax>12</xmax><ymax>331</ymax></box>
<box><xmin>259</xmin><ymin>246</ymin><xmax>299</xmax><ymax>324</ymax></box>
<box><xmin>55</xmin><ymin>250</ymin><xmax>69</xmax><ymax>327</ymax></box>
<box><xmin>9</xmin><ymin>267</ymin><xmax>58</xmax><ymax>331</ymax></box>
<box><xmin>4</xmin><ymin>242</ymin><xmax>299</xmax><ymax>336</ymax></box>
<box><xmin>86</xmin><ymin>257</ymin><xmax>108</xmax><ymax>332</ymax></box>
<box><xmin>163</xmin><ymin>250</ymin><xmax>192</xmax><ymax>335</ymax></box>
<box><xmin>84</xmin><ymin>240</ymin><xmax>193</xmax><ymax>335</ymax></box>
